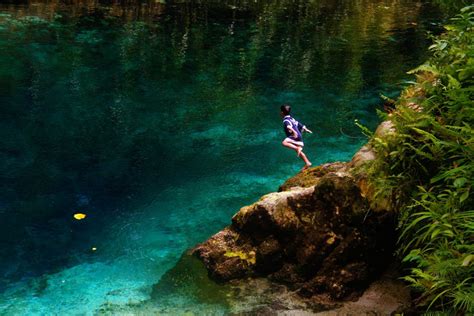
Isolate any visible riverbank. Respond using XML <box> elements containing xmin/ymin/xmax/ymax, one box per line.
<box><xmin>193</xmin><ymin>6</ymin><xmax>473</xmax><ymax>314</ymax></box>
<box><xmin>191</xmin><ymin>117</ymin><xmax>409</xmax><ymax>310</ymax></box>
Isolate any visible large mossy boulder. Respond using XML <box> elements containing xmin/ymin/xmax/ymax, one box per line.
<box><xmin>193</xmin><ymin>155</ymin><xmax>397</xmax><ymax>300</ymax></box>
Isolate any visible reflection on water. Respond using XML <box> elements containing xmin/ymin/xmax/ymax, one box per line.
<box><xmin>0</xmin><ymin>0</ymin><xmax>457</xmax><ymax>313</ymax></box>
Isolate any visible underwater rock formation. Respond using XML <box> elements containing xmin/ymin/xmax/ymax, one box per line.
<box><xmin>193</xmin><ymin>136</ymin><xmax>398</xmax><ymax>300</ymax></box>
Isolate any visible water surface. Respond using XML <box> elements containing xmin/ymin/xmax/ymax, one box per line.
<box><xmin>0</xmin><ymin>0</ymin><xmax>454</xmax><ymax>313</ymax></box>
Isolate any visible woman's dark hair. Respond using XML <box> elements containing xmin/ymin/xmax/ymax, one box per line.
<box><xmin>280</xmin><ymin>104</ymin><xmax>291</xmax><ymax>115</ymax></box>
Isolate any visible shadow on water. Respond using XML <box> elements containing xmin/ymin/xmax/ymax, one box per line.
<box><xmin>150</xmin><ymin>254</ymin><xmax>233</xmax><ymax>308</ymax></box>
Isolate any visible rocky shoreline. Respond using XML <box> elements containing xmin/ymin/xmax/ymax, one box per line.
<box><xmin>191</xmin><ymin>121</ymin><xmax>412</xmax><ymax>312</ymax></box>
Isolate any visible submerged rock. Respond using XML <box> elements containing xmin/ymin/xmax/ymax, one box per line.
<box><xmin>193</xmin><ymin>147</ymin><xmax>397</xmax><ymax>301</ymax></box>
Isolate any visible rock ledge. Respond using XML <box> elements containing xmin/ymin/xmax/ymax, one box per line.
<box><xmin>193</xmin><ymin>140</ymin><xmax>398</xmax><ymax>300</ymax></box>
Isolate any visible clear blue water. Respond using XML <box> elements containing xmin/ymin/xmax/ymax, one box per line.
<box><xmin>0</xmin><ymin>0</ymin><xmax>453</xmax><ymax>314</ymax></box>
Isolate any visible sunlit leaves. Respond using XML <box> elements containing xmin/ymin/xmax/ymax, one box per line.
<box><xmin>365</xmin><ymin>5</ymin><xmax>474</xmax><ymax>313</ymax></box>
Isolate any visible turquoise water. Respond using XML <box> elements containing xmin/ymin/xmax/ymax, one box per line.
<box><xmin>0</xmin><ymin>0</ymin><xmax>454</xmax><ymax>314</ymax></box>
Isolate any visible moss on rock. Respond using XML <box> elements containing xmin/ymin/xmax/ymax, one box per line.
<box><xmin>278</xmin><ymin>162</ymin><xmax>347</xmax><ymax>191</ymax></box>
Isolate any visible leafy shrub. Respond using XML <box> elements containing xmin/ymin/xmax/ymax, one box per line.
<box><xmin>365</xmin><ymin>6</ymin><xmax>474</xmax><ymax>313</ymax></box>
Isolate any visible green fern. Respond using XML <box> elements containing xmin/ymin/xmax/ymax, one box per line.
<box><xmin>364</xmin><ymin>6</ymin><xmax>474</xmax><ymax>314</ymax></box>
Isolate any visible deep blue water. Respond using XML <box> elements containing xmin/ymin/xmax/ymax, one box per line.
<box><xmin>0</xmin><ymin>0</ymin><xmax>453</xmax><ymax>314</ymax></box>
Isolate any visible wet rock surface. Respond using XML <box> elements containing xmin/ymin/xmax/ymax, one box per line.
<box><xmin>192</xmin><ymin>147</ymin><xmax>398</xmax><ymax>301</ymax></box>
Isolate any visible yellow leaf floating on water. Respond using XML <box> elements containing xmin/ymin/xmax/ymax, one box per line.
<box><xmin>73</xmin><ymin>213</ymin><xmax>86</xmax><ymax>220</ymax></box>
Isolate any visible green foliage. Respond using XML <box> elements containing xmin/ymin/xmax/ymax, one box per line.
<box><xmin>366</xmin><ymin>6</ymin><xmax>474</xmax><ymax>313</ymax></box>
<box><xmin>354</xmin><ymin>119</ymin><xmax>374</xmax><ymax>138</ymax></box>
<box><xmin>432</xmin><ymin>0</ymin><xmax>472</xmax><ymax>16</ymax></box>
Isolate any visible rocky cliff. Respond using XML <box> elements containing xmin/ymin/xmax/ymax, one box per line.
<box><xmin>192</xmin><ymin>123</ymin><xmax>399</xmax><ymax>301</ymax></box>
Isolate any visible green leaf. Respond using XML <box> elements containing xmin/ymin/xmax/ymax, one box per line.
<box><xmin>460</xmin><ymin>5</ymin><xmax>474</xmax><ymax>13</ymax></box>
<box><xmin>444</xmin><ymin>25</ymin><xmax>457</xmax><ymax>31</ymax></box>
<box><xmin>431</xmin><ymin>228</ymin><xmax>441</xmax><ymax>240</ymax></box>
<box><xmin>447</xmin><ymin>75</ymin><xmax>461</xmax><ymax>89</ymax></box>
<box><xmin>403</xmin><ymin>249</ymin><xmax>422</xmax><ymax>262</ymax></box>
<box><xmin>428</xmin><ymin>289</ymin><xmax>452</xmax><ymax>310</ymax></box>
<box><xmin>462</xmin><ymin>255</ymin><xmax>473</xmax><ymax>267</ymax></box>
<box><xmin>407</xmin><ymin>64</ymin><xmax>439</xmax><ymax>75</ymax></box>
<box><xmin>460</xmin><ymin>190</ymin><xmax>469</xmax><ymax>203</ymax></box>
<box><xmin>454</xmin><ymin>177</ymin><xmax>467</xmax><ymax>188</ymax></box>
<box><xmin>411</xmin><ymin>127</ymin><xmax>439</xmax><ymax>143</ymax></box>
<box><xmin>431</xmin><ymin>165</ymin><xmax>469</xmax><ymax>183</ymax></box>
